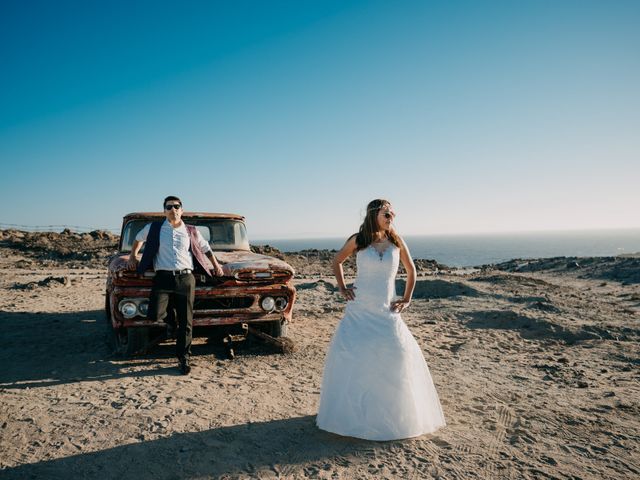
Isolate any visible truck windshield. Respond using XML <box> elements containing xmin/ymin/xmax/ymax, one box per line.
<box><xmin>120</xmin><ymin>219</ymin><xmax>250</xmax><ymax>252</ymax></box>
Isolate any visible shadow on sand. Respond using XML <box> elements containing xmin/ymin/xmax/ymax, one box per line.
<box><xmin>463</xmin><ymin>309</ymin><xmax>612</xmax><ymax>344</ymax></box>
<box><xmin>398</xmin><ymin>279</ymin><xmax>483</xmax><ymax>299</ymax></box>
<box><xmin>0</xmin><ymin>310</ymin><xmax>277</xmax><ymax>389</ymax></box>
<box><xmin>1</xmin><ymin>415</ymin><xmax>375</xmax><ymax>479</ymax></box>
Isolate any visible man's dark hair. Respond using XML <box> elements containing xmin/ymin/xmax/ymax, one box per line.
<box><xmin>163</xmin><ymin>195</ymin><xmax>182</xmax><ymax>208</ymax></box>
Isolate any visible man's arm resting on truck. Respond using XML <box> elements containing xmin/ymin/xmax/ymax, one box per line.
<box><xmin>127</xmin><ymin>240</ymin><xmax>144</xmax><ymax>270</ymax></box>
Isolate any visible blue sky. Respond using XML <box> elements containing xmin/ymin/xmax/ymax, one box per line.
<box><xmin>1</xmin><ymin>0</ymin><xmax>638</xmax><ymax>238</ymax></box>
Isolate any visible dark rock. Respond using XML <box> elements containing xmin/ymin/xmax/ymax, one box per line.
<box><xmin>250</xmin><ymin>244</ymin><xmax>284</xmax><ymax>259</ymax></box>
<box><xmin>528</xmin><ymin>301</ymin><xmax>560</xmax><ymax>313</ymax></box>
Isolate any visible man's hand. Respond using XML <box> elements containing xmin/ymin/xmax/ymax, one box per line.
<box><xmin>212</xmin><ymin>264</ymin><xmax>224</xmax><ymax>277</ymax></box>
<box><xmin>205</xmin><ymin>251</ymin><xmax>224</xmax><ymax>277</ymax></box>
<box><xmin>128</xmin><ymin>240</ymin><xmax>143</xmax><ymax>271</ymax></box>
<box><xmin>126</xmin><ymin>255</ymin><xmax>139</xmax><ymax>271</ymax></box>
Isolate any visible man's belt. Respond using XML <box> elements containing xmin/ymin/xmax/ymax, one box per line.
<box><xmin>157</xmin><ymin>269</ymin><xmax>192</xmax><ymax>275</ymax></box>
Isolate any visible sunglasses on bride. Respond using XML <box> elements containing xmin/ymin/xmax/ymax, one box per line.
<box><xmin>367</xmin><ymin>205</ymin><xmax>395</xmax><ymax>219</ymax></box>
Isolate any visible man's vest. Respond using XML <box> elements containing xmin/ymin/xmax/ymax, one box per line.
<box><xmin>137</xmin><ymin>221</ymin><xmax>212</xmax><ymax>277</ymax></box>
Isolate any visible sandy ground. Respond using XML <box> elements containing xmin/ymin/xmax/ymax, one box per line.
<box><xmin>1</xmin><ymin>247</ymin><xmax>639</xmax><ymax>479</ymax></box>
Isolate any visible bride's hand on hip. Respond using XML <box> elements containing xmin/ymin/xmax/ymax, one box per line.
<box><xmin>340</xmin><ymin>286</ymin><xmax>356</xmax><ymax>301</ymax></box>
<box><xmin>391</xmin><ymin>300</ymin><xmax>410</xmax><ymax>313</ymax></box>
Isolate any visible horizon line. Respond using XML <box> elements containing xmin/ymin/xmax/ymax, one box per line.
<box><xmin>2</xmin><ymin>223</ymin><xmax>639</xmax><ymax>239</ymax></box>
<box><xmin>252</xmin><ymin>226</ymin><xmax>640</xmax><ymax>241</ymax></box>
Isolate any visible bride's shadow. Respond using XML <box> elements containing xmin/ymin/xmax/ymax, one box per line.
<box><xmin>2</xmin><ymin>415</ymin><xmax>373</xmax><ymax>479</ymax></box>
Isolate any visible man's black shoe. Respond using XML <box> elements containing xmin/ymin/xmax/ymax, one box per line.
<box><xmin>179</xmin><ymin>358</ymin><xmax>191</xmax><ymax>375</ymax></box>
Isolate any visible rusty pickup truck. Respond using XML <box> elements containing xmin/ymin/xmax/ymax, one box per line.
<box><xmin>105</xmin><ymin>212</ymin><xmax>296</xmax><ymax>356</ymax></box>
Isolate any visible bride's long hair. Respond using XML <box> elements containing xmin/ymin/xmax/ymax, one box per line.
<box><xmin>355</xmin><ymin>199</ymin><xmax>402</xmax><ymax>251</ymax></box>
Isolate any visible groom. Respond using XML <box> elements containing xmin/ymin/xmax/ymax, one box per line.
<box><xmin>127</xmin><ymin>195</ymin><xmax>224</xmax><ymax>374</ymax></box>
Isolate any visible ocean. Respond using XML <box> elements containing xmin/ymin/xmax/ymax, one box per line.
<box><xmin>253</xmin><ymin>229</ymin><xmax>640</xmax><ymax>267</ymax></box>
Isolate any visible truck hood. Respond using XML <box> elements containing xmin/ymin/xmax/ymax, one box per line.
<box><xmin>215</xmin><ymin>251</ymin><xmax>294</xmax><ymax>278</ymax></box>
<box><xmin>109</xmin><ymin>250</ymin><xmax>294</xmax><ymax>279</ymax></box>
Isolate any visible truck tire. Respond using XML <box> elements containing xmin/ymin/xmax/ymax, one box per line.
<box><xmin>105</xmin><ymin>299</ymin><xmax>118</xmax><ymax>351</ymax></box>
<box><xmin>115</xmin><ymin>327</ymin><xmax>150</xmax><ymax>357</ymax></box>
<box><xmin>105</xmin><ymin>295</ymin><xmax>151</xmax><ymax>356</ymax></box>
<box><xmin>266</xmin><ymin>319</ymin><xmax>288</xmax><ymax>338</ymax></box>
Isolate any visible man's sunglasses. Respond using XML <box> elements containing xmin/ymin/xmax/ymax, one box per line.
<box><xmin>164</xmin><ymin>204</ymin><xmax>182</xmax><ymax>210</ymax></box>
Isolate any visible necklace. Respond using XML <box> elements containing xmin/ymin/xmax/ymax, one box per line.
<box><xmin>371</xmin><ymin>240</ymin><xmax>391</xmax><ymax>261</ymax></box>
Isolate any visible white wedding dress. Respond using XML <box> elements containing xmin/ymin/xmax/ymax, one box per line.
<box><xmin>316</xmin><ymin>243</ymin><xmax>446</xmax><ymax>441</ymax></box>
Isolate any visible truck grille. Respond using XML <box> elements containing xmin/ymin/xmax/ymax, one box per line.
<box><xmin>194</xmin><ymin>296</ymin><xmax>254</xmax><ymax>310</ymax></box>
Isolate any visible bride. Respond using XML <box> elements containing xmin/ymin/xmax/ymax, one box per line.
<box><xmin>316</xmin><ymin>199</ymin><xmax>446</xmax><ymax>441</ymax></box>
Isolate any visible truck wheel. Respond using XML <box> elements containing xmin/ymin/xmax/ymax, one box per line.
<box><xmin>266</xmin><ymin>320</ymin><xmax>288</xmax><ymax>338</ymax></box>
<box><xmin>117</xmin><ymin>327</ymin><xmax>150</xmax><ymax>357</ymax></box>
<box><xmin>108</xmin><ymin>321</ymin><xmax>151</xmax><ymax>357</ymax></box>
<box><xmin>105</xmin><ymin>294</ymin><xmax>151</xmax><ymax>356</ymax></box>
<box><xmin>105</xmin><ymin>300</ymin><xmax>118</xmax><ymax>351</ymax></box>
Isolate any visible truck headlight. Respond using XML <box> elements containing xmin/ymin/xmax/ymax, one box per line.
<box><xmin>274</xmin><ymin>297</ymin><xmax>288</xmax><ymax>311</ymax></box>
<box><xmin>119</xmin><ymin>301</ymin><xmax>138</xmax><ymax>319</ymax></box>
<box><xmin>260</xmin><ymin>296</ymin><xmax>275</xmax><ymax>312</ymax></box>
<box><xmin>138</xmin><ymin>301</ymin><xmax>149</xmax><ymax>317</ymax></box>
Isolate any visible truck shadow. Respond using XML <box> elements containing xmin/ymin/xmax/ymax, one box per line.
<box><xmin>0</xmin><ymin>310</ymin><xmax>280</xmax><ymax>389</ymax></box>
<box><xmin>1</xmin><ymin>415</ymin><xmax>376</xmax><ymax>479</ymax></box>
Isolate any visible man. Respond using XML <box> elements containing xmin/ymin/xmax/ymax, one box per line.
<box><xmin>127</xmin><ymin>195</ymin><xmax>224</xmax><ymax>374</ymax></box>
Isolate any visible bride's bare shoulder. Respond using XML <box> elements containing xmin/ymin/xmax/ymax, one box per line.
<box><xmin>344</xmin><ymin>233</ymin><xmax>358</xmax><ymax>250</ymax></box>
<box><xmin>396</xmin><ymin>235</ymin><xmax>412</xmax><ymax>256</ymax></box>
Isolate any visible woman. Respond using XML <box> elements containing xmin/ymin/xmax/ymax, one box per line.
<box><xmin>316</xmin><ymin>199</ymin><xmax>446</xmax><ymax>441</ymax></box>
